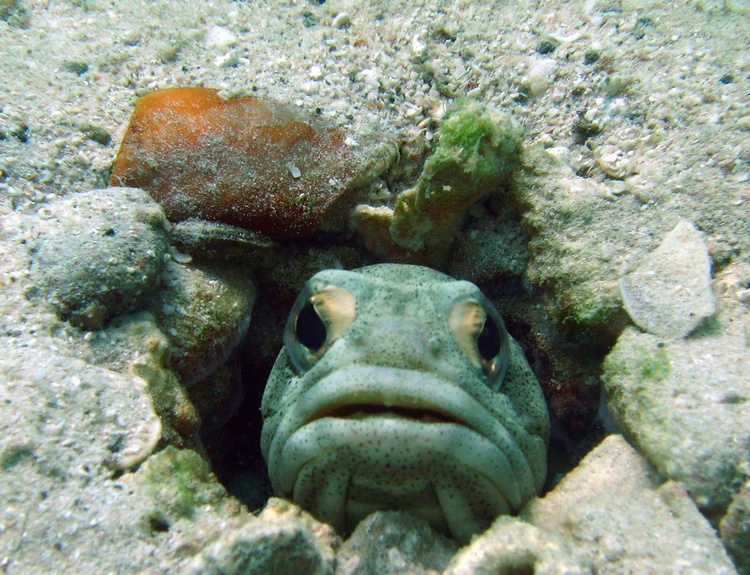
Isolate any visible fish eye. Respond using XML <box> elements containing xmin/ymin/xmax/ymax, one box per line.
<box><xmin>285</xmin><ymin>284</ymin><xmax>356</xmax><ymax>372</ymax></box>
<box><xmin>295</xmin><ymin>301</ymin><xmax>327</xmax><ymax>351</ymax></box>
<box><xmin>448</xmin><ymin>295</ymin><xmax>509</xmax><ymax>389</ymax></box>
<box><xmin>477</xmin><ymin>314</ymin><xmax>502</xmax><ymax>361</ymax></box>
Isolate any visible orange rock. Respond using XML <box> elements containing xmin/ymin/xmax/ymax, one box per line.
<box><xmin>111</xmin><ymin>87</ymin><xmax>358</xmax><ymax>237</ymax></box>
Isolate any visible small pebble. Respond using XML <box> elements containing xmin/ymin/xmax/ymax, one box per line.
<box><xmin>205</xmin><ymin>25</ymin><xmax>236</xmax><ymax>49</ymax></box>
<box><xmin>332</xmin><ymin>12</ymin><xmax>351</xmax><ymax>29</ymax></box>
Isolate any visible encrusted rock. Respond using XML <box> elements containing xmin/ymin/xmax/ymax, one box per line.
<box><xmin>352</xmin><ymin>98</ymin><xmax>523</xmax><ymax>267</ymax></box>
<box><xmin>184</xmin><ymin>499</ymin><xmax>334</xmax><ymax>575</ymax></box>
<box><xmin>110</xmin><ymin>87</ymin><xmax>365</xmax><ymax>238</ymax></box>
<box><xmin>28</xmin><ymin>187</ymin><xmax>169</xmax><ymax>330</ymax></box>
<box><xmin>336</xmin><ymin>511</ymin><xmax>457</xmax><ymax>575</ymax></box>
<box><xmin>131</xmin><ymin>446</ymin><xmax>230</xmax><ymax>533</ymax></box>
<box><xmin>88</xmin><ymin>311</ymin><xmax>201</xmax><ymax>446</ymax></box>
<box><xmin>512</xmin><ymin>145</ymin><xmax>631</xmax><ymax>337</ymax></box>
<box><xmin>148</xmin><ymin>259</ymin><xmax>256</xmax><ymax>387</ymax></box>
<box><xmin>444</xmin><ymin>516</ymin><xmax>590</xmax><ymax>575</ymax></box>
<box><xmin>523</xmin><ymin>434</ymin><xmax>739</xmax><ymax>575</ymax></box>
<box><xmin>169</xmin><ymin>219</ymin><xmax>275</xmax><ymax>262</ymax></box>
<box><xmin>603</xmin><ymin>264</ymin><xmax>750</xmax><ymax>516</ymax></box>
<box><xmin>618</xmin><ymin>218</ymin><xmax>717</xmax><ymax>339</ymax></box>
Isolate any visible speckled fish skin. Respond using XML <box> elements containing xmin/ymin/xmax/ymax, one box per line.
<box><xmin>261</xmin><ymin>264</ymin><xmax>549</xmax><ymax>543</ymax></box>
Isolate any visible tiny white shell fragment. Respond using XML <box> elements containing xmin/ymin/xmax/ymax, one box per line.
<box><xmin>287</xmin><ymin>163</ymin><xmax>302</xmax><ymax>178</ymax></box>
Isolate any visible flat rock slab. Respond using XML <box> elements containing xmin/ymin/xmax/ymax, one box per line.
<box><xmin>619</xmin><ymin>219</ymin><xmax>717</xmax><ymax>339</ymax></box>
<box><xmin>523</xmin><ymin>434</ymin><xmax>738</xmax><ymax>575</ymax></box>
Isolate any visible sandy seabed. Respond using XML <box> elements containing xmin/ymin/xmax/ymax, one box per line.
<box><xmin>0</xmin><ymin>0</ymin><xmax>749</xmax><ymax>573</ymax></box>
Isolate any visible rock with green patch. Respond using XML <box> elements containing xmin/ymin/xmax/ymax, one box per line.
<box><xmin>511</xmin><ymin>146</ymin><xmax>631</xmax><ymax>338</ymax></box>
<box><xmin>603</xmin><ymin>305</ymin><xmax>750</xmax><ymax>517</ymax></box>
<box><xmin>353</xmin><ymin>99</ymin><xmax>523</xmax><ymax>266</ymax></box>
<box><xmin>391</xmin><ymin>98</ymin><xmax>523</xmax><ymax>253</ymax></box>
<box><xmin>139</xmin><ymin>446</ymin><xmax>227</xmax><ymax>528</ymax></box>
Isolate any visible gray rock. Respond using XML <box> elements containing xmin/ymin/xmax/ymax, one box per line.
<box><xmin>603</xmin><ymin>264</ymin><xmax>750</xmax><ymax>515</ymax></box>
<box><xmin>28</xmin><ymin>187</ymin><xmax>169</xmax><ymax>330</ymax></box>
<box><xmin>0</xmin><ymin>341</ymin><xmax>164</xmax><ymax>574</ymax></box>
<box><xmin>336</xmin><ymin>511</ymin><xmax>457</xmax><ymax>575</ymax></box>
<box><xmin>523</xmin><ymin>434</ymin><xmax>739</xmax><ymax>575</ymax></box>
<box><xmin>184</xmin><ymin>515</ymin><xmax>332</xmax><ymax>575</ymax></box>
<box><xmin>444</xmin><ymin>516</ymin><xmax>590</xmax><ymax>575</ymax></box>
<box><xmin>618</xmin><ymin>218</ymin><xmax>717</xmax><ymax>339</ymax></box>
<box><xmin>148</xmin><ymin>260</ymin><xmax>256</xmax><ymax>388</ymax></box>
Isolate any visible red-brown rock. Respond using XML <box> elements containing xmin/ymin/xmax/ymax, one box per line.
<box><xmin>111</xmin><ymin>87</ymin><xmax>358</xmax><ymax>237</ymax></box>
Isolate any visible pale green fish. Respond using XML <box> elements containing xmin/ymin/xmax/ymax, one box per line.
<box><xmin>261</xmin><ymin>264</ymin><xmax>549</xmax><ymax>543</ymax></box>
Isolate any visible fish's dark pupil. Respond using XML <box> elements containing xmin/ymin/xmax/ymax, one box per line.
<box><xmin>477</xmin><ymin>316</ymin><xmax>501</xmax><ymax>361</ymax></box>
<box><xmin>296</xmin><ymin>301</ymin><xmax>326</xmax><ymax>351</ymax></box>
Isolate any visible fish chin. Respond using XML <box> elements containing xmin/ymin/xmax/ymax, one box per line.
<box><xmin>272</xmin><ymin>415</ymin><xmax>515</xmax><ymax>542</ymax></box>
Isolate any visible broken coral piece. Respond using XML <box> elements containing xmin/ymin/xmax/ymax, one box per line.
<box><xmin>353</xmin><ymin>98</ymin><xmax>524</xmax><ymax>267</ymax></box>
<box><xmin>111</xmin><ymin>87</ymin><xmax>360</xmax><ymax>238</ymax></box>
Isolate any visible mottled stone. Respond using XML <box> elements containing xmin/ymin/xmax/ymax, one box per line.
<box><xmin>184</xmin><ymin>506</ymin><xmax>333</xmax><ymax>575</ymax></box>
<box><xmin>148</xmin><ymin>260</ymin><xmax>256</xmax><ymax>387</ymax></box>
<box><xmin>720</xmin><ymin>482</ymin><xmax>750</xmax><ymax>575</ymax></box>
<box><xmin>89</xmin><ymin>311</ymin><xmax>201</xmax><ymax>447</ymax></box>
<box><xmin>523</xmin><ymin>435</ymin><xmax>738</xmax><ymax>575</ymax></box>
<box><xmin>444</xmin><ymin>516</ymin><xmax>590</xmax><ymax>575</ymax></box>
<box><xmin>336</xmin><ymin>511</ymin><xmax>457</xmax><ymax>575</ymax></box>
<box><xmin>619</xmin><ymin>219</ymin><xmax>717</xmax><ymax>339</ymax></box>
<box><xmin>28</xmin><ymin>187</ymin><xmax>169</xmax><ymax>330</ymax></box>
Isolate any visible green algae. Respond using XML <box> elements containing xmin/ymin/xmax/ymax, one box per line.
<box><xmin>141</xmin><ymin>446</ymin><xmax>225</xmax><ymax>523</ymax></box>
<box><xmin>390</xmin><ymin>98</ymin><xmax>524</xmax><ymax>254</ymax></box>
<box><xmin>604</xmin><ymin>339</ymin><xmax>671</xmax><ymax>383</ymax></box>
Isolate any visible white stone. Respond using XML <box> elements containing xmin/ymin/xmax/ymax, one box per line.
<box><xmin>205</xmin><ymin>25</ymin><xmax>237</xmax><ymax>49</ymax></box>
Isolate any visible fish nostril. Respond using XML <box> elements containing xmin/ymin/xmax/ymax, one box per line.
<box><xmin>427</xmin><ymin>336</ymin><xmax>442</xmax><ymax>356</ymax></box>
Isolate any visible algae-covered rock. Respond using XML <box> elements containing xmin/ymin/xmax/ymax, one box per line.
<box><xmin>137</xmin><ymin>446</ymin><xmax>227</xmax><ymax>527</ymax></box>
<box><xmin>353</xmin><ymin>98</ymin><xmax>523</xmax><ymax>266</ymax></box>
<box><xmin>602</xmin><ymin>276</ymin><xmax>750</xmax><ymax>517</ymax></box>
<box><xmin>512</xmin><ymin>146</ymin><xmax>631</xmax><ymax>337</ymax></box>
<box><xmin>390</xmin><ymin>98</ymin><xmax>523</xmax><ymax>251</ymax></box>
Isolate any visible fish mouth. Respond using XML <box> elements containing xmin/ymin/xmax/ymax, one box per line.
<box><xmin>264</xmin><ymin>364</ymin><xmax>537</xmax><ymax>542</ymax></box>
<box><xmin>312</xmin><ymin>403</ymin><xmax>458</xmax><ymax>425</ymax></box>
